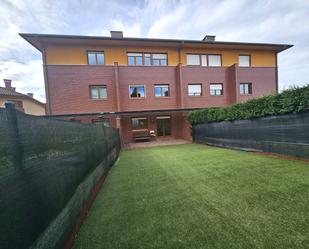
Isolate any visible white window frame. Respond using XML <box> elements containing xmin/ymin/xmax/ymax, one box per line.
<box><xmin>187</xmin><ymin>54</ymin><xmax>221</xmax><ymax>66</ymax></box>
<box><xmin>90</xmin><ymin>85</ymin><xmax>107</xmax><ymax>99</ymax></box>
<box><xmin>187</xmin><ymin>54</ymin><xmax>201</xmax><ymax>65</ymax></box>
<box><xmin>127</xmin><ymin>53</ymin><xmax>143</xmax><ymax>66</ymax></box>
<box><xmin>210</xmin><ymin>83</ymin><xmax>223</xmax><ymax>96</ymax></box>
<box><xmin>240</xmin><ymin>82</ymin><xmax>252</xmax><ymax>95</ymax></box>
<box><xmin>208</xmin><ymin>55</ymin><xmax>222</xmax><ymax>67</ymax></box>
<box><xmin>129</xmin><ymin>85</ymin><xmax>146</xmax><ymax>98</ymax></box>
<box><xmin>238</xmin><ymin>55</ymin><xmax>251</xmax><ymax>67</ymax></box>
<box><xmin>154</xmin><ymin>84</ymin><xmax>170</xmax><ymax>97</ymax></box>
<box><xmin>127</xmin><ymin>53</ymin><xmax>168</xmax><ymax>66</ymax></box>
<box><xmin>188</xmin><ymin>84</ymin><xmax>202</xmax><ymax>96</ymax></box>
<box><xmin>87</xmin><ymin>51</ymin><xmax>105</xmax><ymax>65</ymax></box>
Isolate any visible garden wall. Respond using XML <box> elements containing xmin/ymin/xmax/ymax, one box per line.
<box><xmin>192</xmin><ymin>112</ymin><xmax>309</xmax><ymax>159</ymax></box>
<box><xmin>0</xmin><ymin>104</ymin><xmax>121</xmax><ymax>249</ymax></box>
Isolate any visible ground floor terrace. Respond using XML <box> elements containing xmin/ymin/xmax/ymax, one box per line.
<box><xmin>72</xmin><ymin>144</ymin><xmax>309</xmax><ymax>249</ymax></box>
<box><xmin>59</xmin><ymin>109</ymin><xmax>193</xmax><ymax>145</ymax></box>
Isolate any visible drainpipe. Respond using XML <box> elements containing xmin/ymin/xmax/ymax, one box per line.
<box><xmin>42</xmin><ymin>46</ymin><xmax>52</xmax><ymax>114</ymax></box>
<box><xmin>114</xmin><ymin>62</ymin><xmax>123</xmax><ymax>146</ymax></box>
<box><xmin>114</xmin><ymin>62</ymin><xmax>121</xmax><ymax>112</ymax></box>
<box><xmin>177</xmin><ymin>63</ymin><xmax>184</xmax><ymax>109</ymax></box>
<box><xmin>275</xmin><ymin>52</ymin><xmax>279</xmax><ymax>93</ymax></box>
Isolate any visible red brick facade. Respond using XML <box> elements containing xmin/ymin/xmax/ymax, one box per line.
<box><xmin>45</xmin><ymin>64</ymin><xmax>277</xmax><ymax>144</ymax></box>
<box><xmin>46</xmin><ymin>64</ymin><xmax>276</xmax><ymax>113</ymax></box>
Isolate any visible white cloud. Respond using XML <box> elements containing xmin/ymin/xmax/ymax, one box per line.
<box><xmin>0</xmin><ymin>0</ymin><xmax>308</xmax><ymax>103</ymax></box>
<box><xmin>109</xmin><ymin>19</ymin><xmax>142</xmax><ymax>37</ymax></box>
<box><xmin>0</xmin><ymin>60</ymin><xmax>45</xmax><ymax>101</ymax></box>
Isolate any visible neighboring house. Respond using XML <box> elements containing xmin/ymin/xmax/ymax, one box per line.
<box><xmin>20</xmin><ymin>31</ymin><xmax>292</xmax><ymax>143</ymax></box>
<box><xmin>0</xmin><ymin>79</ymin><xmax>45</xmax><ymax>115</ymax></box>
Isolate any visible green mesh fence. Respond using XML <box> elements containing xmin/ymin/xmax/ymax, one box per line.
<box><xmin>0</xmin><ymin>104</ymin><xmax>121</xmax><ymax>249</ymax></box>
<box><xmin>192</xmin><ymin>111</ymin><xmax>309</xmax><ymax>159</ymax></box>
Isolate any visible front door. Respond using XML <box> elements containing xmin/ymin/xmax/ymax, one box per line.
<box><xmin>156</xmin><ymin>116</ymin><xmax>171</xmax><ymax>136</ymax></box>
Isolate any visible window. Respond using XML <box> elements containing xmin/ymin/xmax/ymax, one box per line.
<box><xmin>188</xmin><ymin>84</ymin><xmax>202</xmax><ymax>96</ymax></box>
<box><xmin>130</xmin><ymin>85</ymin><xmax>145</xmax><ymax>98</ymax></box>
<box><xmin>239</xmin><ymin>55</ymin><xmax>251</xmax><ymax>67</ymax></box>
<box><xmin>240</xmin><ymin>83</ymin><xmax>252</xmax><ymax>95</ymax></box>
<box><xmin>154</xmin><ymin>85</ymin><xmax>169</xmax><ymax>97</ymax></box>
<box><xmin>187</xmin><ymin>54</ymin><xmax>201</xmax><ymax>65</ymax></box>
<box><xmin>187</xmin><ymin>54</ymin><xmax>220</xmax><ymax>66</ymax></box>
<box><xmin>208</xmin><ymin>55</ymin><xmax>221</xmax><ymax>66</ymax></box>
<box><xmin>152</xmin><ymin>54</ymin><xmax>167</xmax><ymax>66</ymax></box>
<box><xmin>87</xmin><ymin>52</ymin><xmax>104</xmax><ymax>65</ymax></box>
<box><xmin>128</xmin><ymin>53</ymin><xmax>143</xmax><ymax>65</ymax></box>
<box><xmin>131</xmin><ymin>117</ymin><xmax>148</xmax><ymax>130</ymax></box>
<box><xmin>127</xmin><ymin>53</ymin><xmax>168</xmax><ymax>66</ymax></box>
<box><xmin>144</xmin><ymin>54</ymin><xmax>151</xmax><ymax>66</ymax></box>
<box><xmin>201</xmin><ymin>55</ymin><xmax>207</xmax><ymax>66</ymax></box>
<box><xmin>90</xmin><ymin>85</ymin><xmax>107</xmax><ymax>99</ymax></box>
<box><xmin>93</xmin><ymin>118</ymin><xmax>110</xmax><ymax>127</ymax></box>
<box><xmin>7</xmin><ymin>100</ymin><xmax>24</xmax><ymax>112</ymax></box>
<box><xmin>210</xmin><ymin>84</ymin><xmax>223</xmax><ymax>96</ymax></box>
<box><xmin>187</xmin><ymin>54</ymin><xmax>207</xmax><ymax>66</ymax></box>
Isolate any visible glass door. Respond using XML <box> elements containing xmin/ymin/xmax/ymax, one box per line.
<box><xmin>156</xmin><ymin>116</ymin><xmax>171</xmax><ymax>136</ymax></box>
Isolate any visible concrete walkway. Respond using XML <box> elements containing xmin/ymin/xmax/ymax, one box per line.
<box><xmin>123</xmin><ymin>137</ymin><xmax>191</xmax><ymax>149</ymax></box>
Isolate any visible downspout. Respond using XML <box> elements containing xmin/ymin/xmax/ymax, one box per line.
<box><xmin>275</xmin><ymin>51</ymin><xmax>279</xmax><ymax>93</ymax></box>
<box><xmin>114</xmin><ymin>62</ymin><xmax>121</xmax><ymax>112</ymax></box>
<box><xmin>177</xmin><ymin>40</ymin><xmax>184</xmax><ymax>109</ymax></box>
<box><xmin>42</xmin><ymin>45</ymin><xmax>52</xmax><ymax>114</ymax></box>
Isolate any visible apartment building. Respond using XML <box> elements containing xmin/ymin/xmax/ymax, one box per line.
<box><xmin>20</xmin><ymin>31</ymin><xmax>292</xmax><ymax>144</ymax></box>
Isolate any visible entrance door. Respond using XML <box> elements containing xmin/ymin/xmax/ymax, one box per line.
<box><xmin>156</xmin><ymin>116</ymin><xmax>171</xmax><ymax>136</ymax></box>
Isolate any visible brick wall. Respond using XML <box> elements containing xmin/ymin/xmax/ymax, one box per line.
<box><xmin>182</xmin><ymin>66</ymin><xmax>229</xmax><ymax>108</ymax></box>
<box><xmin>46</xmin><ymin>64</ymin><xmax>277</xmax><ymax>114</ymax></box>
<box><xmin>118</xmin><ymin>66</ymin><xmax>178</xmax><ymax>111</ymax></box>
<box><xmin>236</xmin><ymin>67</ymin><xmax>277</xmax><ymax>102</ymax></box>
<box><xmin>47</xmin><ymin>65</ymin><xmax>117</xmax><ymax>114</ymax></box>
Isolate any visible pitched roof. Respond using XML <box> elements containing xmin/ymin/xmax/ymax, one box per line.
<box><xmin>0</xmin><ymin>87</ymin><xmax>25</xmax><ymax>97</ymax></box>
<box><xmin>0</xmin><ymin>87</ymin><xmax>45</xmax><ymax>106</ymax></box>
<box><xmin>19</xmin><ymin>33</ymin><xmax>293</xmax><ymax>53</ymax></box>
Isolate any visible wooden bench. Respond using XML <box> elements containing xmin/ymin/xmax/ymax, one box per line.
<box><xmin>132</xmin><ymin>129</ymin><xmax>152</xmax><ymax>142</ymax></box>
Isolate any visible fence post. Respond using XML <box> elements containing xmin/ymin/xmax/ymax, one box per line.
<box><xmin>5</xmin><ymin>102</ymin><xmax>23</xmax><ymax>171</ymax></box>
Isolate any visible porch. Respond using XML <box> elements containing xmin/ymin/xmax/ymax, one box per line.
<box><xmin>119</xmin><ymin>111</ymin><xmax>192</xmax><ymax>145</ymax></box>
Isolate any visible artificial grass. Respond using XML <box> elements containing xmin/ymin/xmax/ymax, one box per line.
<box><xmin>73</xmin><ymin>144</ymin><xmax>309</xmax><ymax>249</ymax></box>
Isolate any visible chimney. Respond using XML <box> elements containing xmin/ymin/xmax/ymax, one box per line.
<box><xmin>27</xmin><ymin>93</ymin><xmax>34</xmax><ymax>98</ymax></box>
<box><xmin>4</xmin><ymin>79</ymin><xmax>12</xmax><ymax>90</ymax></box>
<box><xmin>202</xmin><ymin>35</ymin><xmax>216</xmax><ymax>42</ymax></box>
<box><xmin>110</xmin><ymin>31</ymin><xmax>123</xmax><ymax>38</ymax></box>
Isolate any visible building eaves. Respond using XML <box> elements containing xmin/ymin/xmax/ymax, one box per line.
<box><xmin>19</xmin><ymin>33</ymin><xmax>293</xmax><ymax>53</ymax></box>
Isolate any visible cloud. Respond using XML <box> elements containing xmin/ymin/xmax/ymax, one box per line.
<box><xmin>0</xmin><ymin>0</ymin><xmax>308</xmax><ymax>103</ymax></box>
<box><xmin>0</xmin><ymin>59</ymin><xmax>45</xmax><ymax>100</ymax></box>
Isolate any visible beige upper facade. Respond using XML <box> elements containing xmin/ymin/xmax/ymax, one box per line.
<box><xmin>45</xmin><ymin>45</ymin><xmax>277</xmax><ymax>67</ymax></box>
<box><xmin>0</xmin><ymin>79</ymin><xmax>45</xmax><ymax>115</ymax></box>
<box><xmin>20</xmin><ymin>32</ymin><xmax>292</xmax><ymax>68</ymax></box>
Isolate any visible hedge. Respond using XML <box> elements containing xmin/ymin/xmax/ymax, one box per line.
<box><xmin>188</xmin><ymin>85</ymin><xmax>309</xmax><ymax>125</ymax></box>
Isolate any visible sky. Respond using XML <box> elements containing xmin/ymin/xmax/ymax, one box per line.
<box><xmin>0</xmin><ymin>0</ymin><xmax>308</xmax><ymax>102</ymax></box>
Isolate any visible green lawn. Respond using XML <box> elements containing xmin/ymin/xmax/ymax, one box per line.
<box><xmin>73</xmin><ymin>144</ymin><xmax>309</xmax><ymax>249</ymax></box>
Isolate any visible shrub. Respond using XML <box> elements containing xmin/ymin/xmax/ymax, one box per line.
<box><xmin>188</xmin><ymin>85</ymin><xmax>309</xmax><ymax>125</ymax></box>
